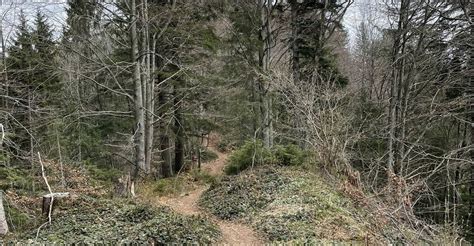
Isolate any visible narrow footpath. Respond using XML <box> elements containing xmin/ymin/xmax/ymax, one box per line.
<box><xmin>158</xmin><ymin>145</ymin><xmax>264</xmax><ymax>245</ymax></box>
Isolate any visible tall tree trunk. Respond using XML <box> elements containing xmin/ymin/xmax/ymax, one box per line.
<box><xmin>159</xmin><ymin>85</ymin><xmax>173</xmax><ymax>178</ymax></box>
<box><xmin>468</xmin><ymin>0</ymin><xmax>474</xmax><ymax>234</ymax></box>
<box><xmin>130</xmin><ymin>0</ymin><xmax>146</xmax><ymax>179</ymax></box>
<box><xmin>259</xmin><ymin>0</ymin><xmax>273</xmax><ymax>148</ymax></box>
<box><xmin>174</xmin><ymin>87</ymin><xmax>184</xmax><ymax>173</ymax></box>
<box><xmin>387</xmin><ymin>0</ymin><xmax>410</xmax><ymax>176</ymax></box>
<box><xmin>141</xmin><ymin>0</ymin><xmax>154</xmax><ymax>174</ymax></box>
<box><xmin>290</xmin><ymin>2</ymin><xmax>300</xmax><ymax>84</ymax></box>
<box><xmin>145</xmin><ymin>34</ymin><xmax>155</xmax><ymax>174</ymax></box>
<box><xmin>0</xmin><ymin>20</ymin><xmax>9</xmax><ymax>167</ymax></box>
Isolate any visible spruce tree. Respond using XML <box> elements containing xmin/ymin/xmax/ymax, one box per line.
<box><xmin>32</xmin><ymin>11</ymin><xmax>59</xmax><ymax>95</ymax></box>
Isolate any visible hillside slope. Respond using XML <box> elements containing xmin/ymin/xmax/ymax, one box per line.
<box><xmin>200</xmin><ymin>166</ymin><xmax>429</xmax><ymax>244</ymax></box>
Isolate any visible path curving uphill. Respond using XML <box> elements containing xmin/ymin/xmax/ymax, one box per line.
<box><xmin>158</xmin><ymin>145</ymin><xmax>264</xmax><ymax>245</ymax></box>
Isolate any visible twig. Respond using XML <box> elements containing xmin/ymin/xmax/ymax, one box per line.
<box><xmin>0</xmin><ymin>123</ymin><xmax>4</xmax><ymax>145</ymax></box>
<box><xmin>56</xmin><ymin>130</ymin><xmax>66</xmax><ymax>188</ymax></box>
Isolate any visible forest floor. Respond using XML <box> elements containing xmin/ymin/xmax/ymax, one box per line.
<box><xmin>157</xmin><ymin>144</ymin><xmax>264</xmax><ymax>245</ymax></box>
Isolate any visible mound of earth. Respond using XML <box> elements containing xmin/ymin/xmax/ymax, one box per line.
<box><xmin>199</xmin><ymin>166</ymin><xmax>424</xmax><ymax>244</ymax></box>
<box><xmin>5</xmin><ymin>196</ymin><xmax>220</xmax><ymax>244</ymax></box>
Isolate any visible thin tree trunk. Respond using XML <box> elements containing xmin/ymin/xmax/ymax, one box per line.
<box><xmin>174</xmin><ymin>87</ymin><xmax>184</xmax><ymax>173</ymax></box>
<box><xmin>387</xmin><ymin>0</ymin><xmax>410</xmax><ymax>176</ymax></box>
<box><xmin>290</xmin><ymin>2</ymin><xmax>300</xmax><ymax>84</ymax></box>
<box><xmin>1</xmin><ymin>20</ymin><xmax>9</xmax><ymax>166</ymax></box>
<box><xmin>141</xmin><ymin>0</ymin><xmax>154</xmax><ymax>174</ymax></box>
<box><xmin>131</xmin><ymin>0</ymin><xmax>146</xmax><ymax>179</ymax></box>
<box><xmin>260</xmin><ymin>0</ymin><xmax>273</xmax><ymax>148</ymax></box>
<box><xmin>159</xmin><ymin>80</ymin><xmax>173</xmax><ymax>178</ymax></box>
<box><xmin>468</xmin><ymin>0</ymin><xmax>474</xmax><ymax>232</ymax></box>
<box><xmin>28</xmin><ymin>89</ymin><xmax>34</xmax><ymax>168</ymax></box>
<box><xmin>145</xmin><ymin>34</ymin><xmax>155</xmax><ymax>174</ymax></box>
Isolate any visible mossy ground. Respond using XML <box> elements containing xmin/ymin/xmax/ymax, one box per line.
<box><xmin>200</xmin><ymin>166</ymin><xmax>417</xmax><ymax>244</ymax></box>
<box><xmin>1</xmin><ymin>160</ymin><xmax>221</xmax><ymax>244</ymax></box>
<box><xmin>4</xmin><ymin>196</ymin><xmax>220</xmax><ymax>244</ymax></box>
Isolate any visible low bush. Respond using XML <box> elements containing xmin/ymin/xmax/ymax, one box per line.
<box><xmin>191</xmin><ymin>169</ymin><xmax>217</xmax><ymax>185</ymax></box>
<box><xmin>224</xmin><ymin>140</ymin><xmax>272</xmax><ymax>175</ymax></box>
<box><xmin>200</xmin><ymin>149</ymin><xmax>218</xmax><ymax>162</ymax></box>
<box><xmin>224</xmin><ymin>141</ymin><xmax>307</xmax><ymax>175</ymax></box>
<box><xmin>272</xmin><ymin>144</ymin><xmax>306</xmax><ymax>167</ymax></box>
<box><xmin>84</xmin><ymin>161</ymin><xmax>122</xmax><ymax>184</ymax></box>
<box><xmin>152</xmin><ymin>178</ymin><xmax>183</xmax><ymax>196</ymax></box>
<box><xmin>4</xmin><ymin>204</ymin><xmax>33</xmax><ymax>232</ymax></box>
<box><xmin>0</xmin><ymin>167</ymin><xmax>35</xmax><ymax>192</ymax></box>
<box><xmin>216</xmin><ymin>139</ymin><xmax>237</xmax><ymax>152</ymax></box>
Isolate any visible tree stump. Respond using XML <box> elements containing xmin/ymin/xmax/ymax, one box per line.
<box><xmin>42</xmin><ymin>192</ymin><xmax>69</xmax><ymax>218</ymax></box>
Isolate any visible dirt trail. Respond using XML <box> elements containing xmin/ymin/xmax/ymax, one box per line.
<box><xmin>159</xmin><ymin>143</ymin><xmax>264</xmax><ymax>245</ymax></box>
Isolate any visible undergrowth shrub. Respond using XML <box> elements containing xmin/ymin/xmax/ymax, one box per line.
<box><xmin>272</xmin><ymin>144</ymin><xmax>306</xmax><ymax>166</ymax></box>
<box><xmin>191</xmin><ymin>169</ymin><xmax>217</xmax><ymax>185</ymax></box>
<box><xmin>200</xmin><ymin>149</ymin><xmax>218</xmax><ymax>162</ymax></box>
<box><xmin>224</xmin><ymin>140</ymin><xmax>272</xmax><ymax>175</ymax></box>
<box><xmin>84</xmin><ymin>160</ymin><xmax>122</xmax><ymax>184</ymax></box>
<box><xmin>152</xmin><ymin>178</ymin><xmax>183</xmax><ymax>196</ymax></box>
<box><xmin>0</xmin><ymin>167</ymin><xmax>35</xmax><ymax>192</ymax></box>
<box><xmin>4</xmin><ymin>203</ymin><xmax>33</xmax><ymax>232</ymax></box>
<box><xmin>224</xmin><ymin>141</ymin><xmax>307</xmax><ymax>175</ymax></box>
<box><xmin>217</xmin><ymin>139</ymin><xmax>237</xmax><ymax>152</ymax></box>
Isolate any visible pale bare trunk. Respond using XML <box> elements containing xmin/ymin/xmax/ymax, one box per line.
<box><xmin>145</xmin><ymin>33</ymin><xmax>155</xmax><ymax>174</ymax></box>
<box><xmin>141</xmin><ymin>0</ymin><xmax>153</xmax><ymax>174</ymax></box>
<box><xmin>131</xmin><ymin>0</ymin><xmax>146</xmax><ymax>177</ymax></box>
<box><xmin>0</xmin><ymin>192</ymin><xmax>8</xmax><ymax>235</ymax></box>
<box><xmin>1</xmin><ymin>20</ymin><xmax>9</xmax><ymax>166</ymax></box>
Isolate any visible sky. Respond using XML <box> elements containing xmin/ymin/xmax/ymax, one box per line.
<box><xmin>1</xmin><ymin>0</ymin><xmax>67</xmax><ymax>45</ymax></box>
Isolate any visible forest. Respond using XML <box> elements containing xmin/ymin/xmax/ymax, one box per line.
<box><xmin>0</xmin><ymin>0</ymin><xmax>472</xmax><ymax>244</ymax></box>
